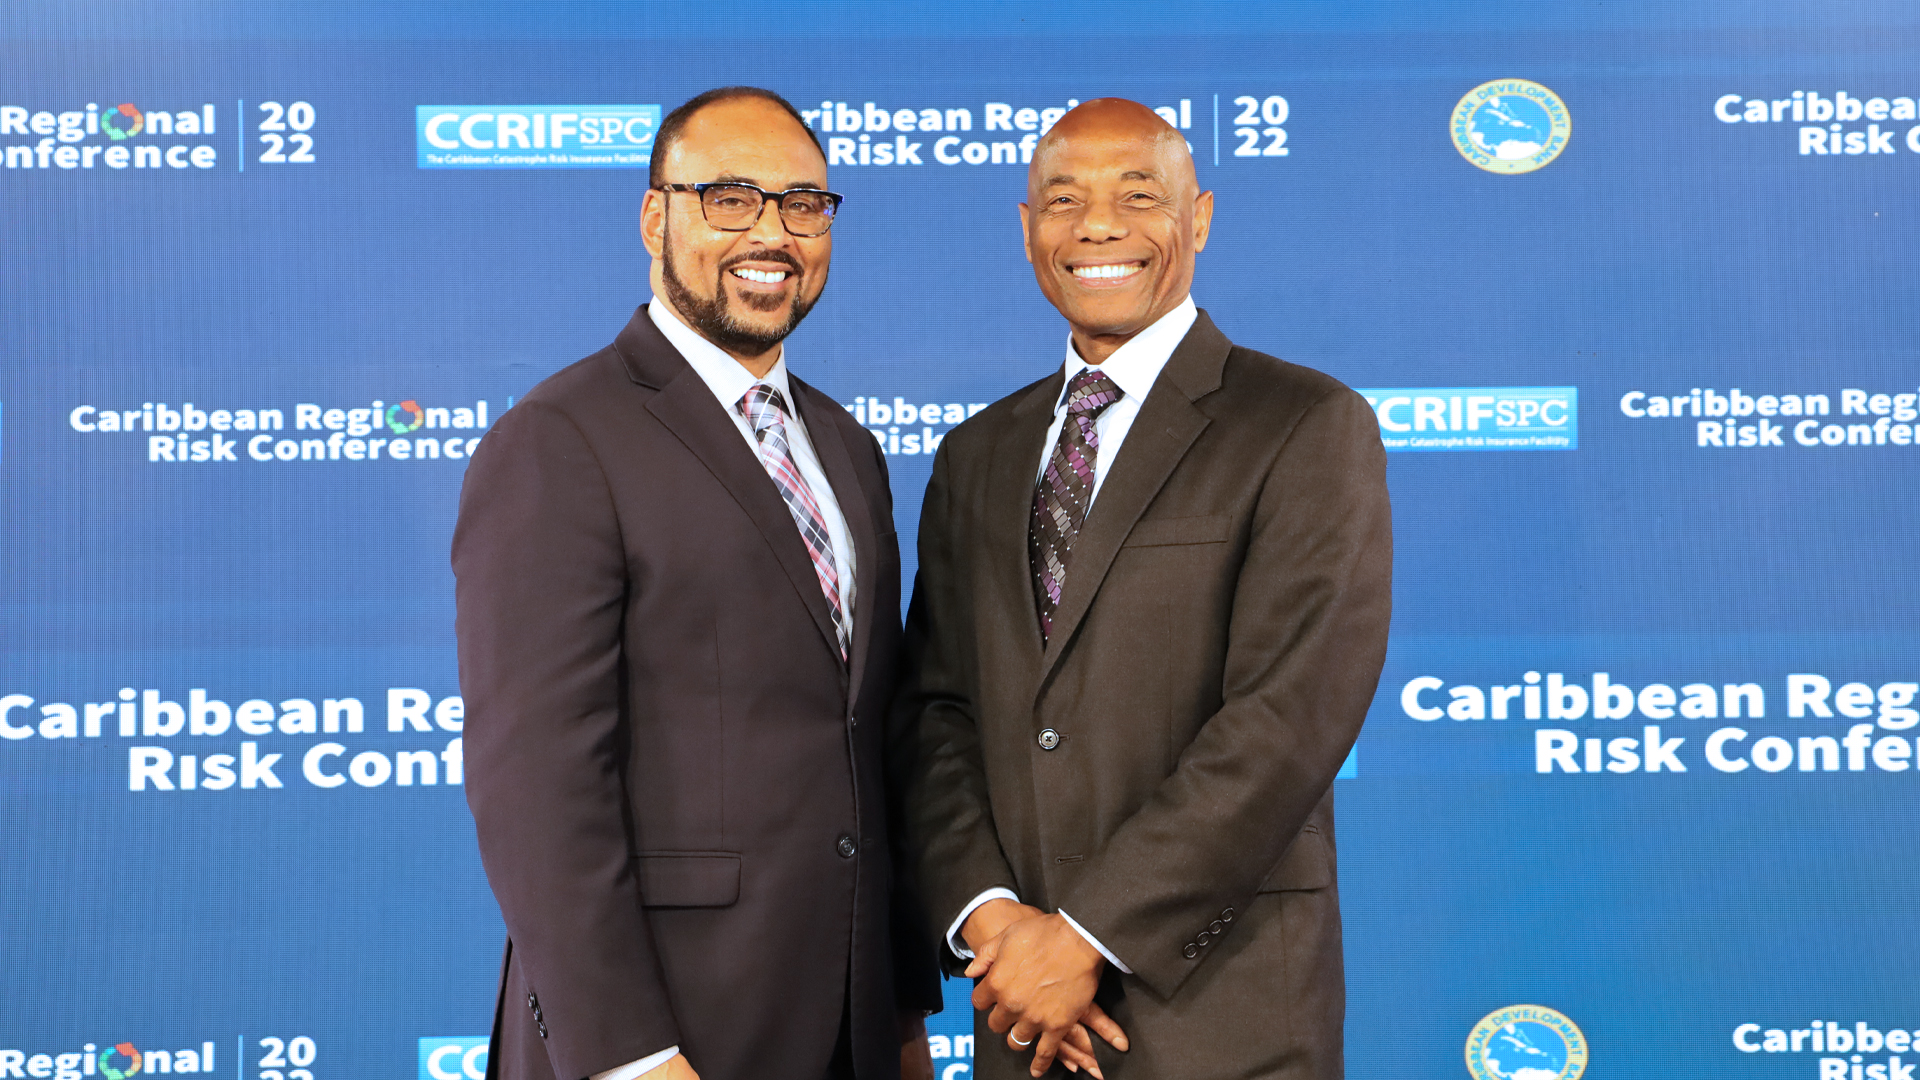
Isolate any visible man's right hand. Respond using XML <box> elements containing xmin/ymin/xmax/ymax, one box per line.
<box><xmin>960</xmin><ymin>898</ymin><xmax>1045</xmax><ymax>954</ymax></box>
<box><xmin>961</xmin><ymin>899</ymin><xmax>1119</xmax><ymax>1078</ymax></box>
<box><xmin>640</xmin><ymin>1053</ymin><xmax>699</xmax><ymax>1080</ymax></box>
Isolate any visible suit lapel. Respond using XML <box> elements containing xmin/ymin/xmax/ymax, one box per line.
<box><xmin>1036</xmin><ymin>312</ymin><xmax>1232</xmax><ymax>689</ymax></box>
<box><xmin>790</xmin><ymin>376</ymin><xmax>873</xmax><ymax>695</ymax></box>
<box><xmin>986</xmin><ymin>372</ymin><xmax>1062</xmax><ymax>655</ymax></box>
<box><xmin>616</xmin><ymin>307</ymin><xmax>844</xmax><ymax>668</ymax></box>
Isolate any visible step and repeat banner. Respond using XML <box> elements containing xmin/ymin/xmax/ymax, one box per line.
<box><xmin>3</xmin><ymin>3</ymin><xmax>1916</xmax><ymax>1078</ymax></box>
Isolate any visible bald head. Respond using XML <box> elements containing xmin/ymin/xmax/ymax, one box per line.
<box><xmin>1029</xmin><ymin>98</ymin><xmax>1198</xmax><ymax>203</ymax></box>
<box><xmin>1018</xmin><ymin>98</ymin><xmax>1212</xmax><ymax>364</ymax></box>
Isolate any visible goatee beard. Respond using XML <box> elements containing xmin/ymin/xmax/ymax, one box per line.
<box><xmin>660</xmin><ymin>223</ymin><xmax>818</xmax><ymax>358</ymax></box>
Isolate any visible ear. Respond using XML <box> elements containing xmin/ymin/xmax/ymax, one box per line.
<box><xmin>640</xmin><ymin>187</ymin><xmax>668</xmax><ymax>260</ymax></box>
<box><xmin>1018</xmin><ymin>202</ymin><xmax>1034</xmax><ymax>265</ymax></box>
<box><xmin>1191</xmin><ymin>189</ymin><xmax>1214</xmax><ymax>253</ymax></box>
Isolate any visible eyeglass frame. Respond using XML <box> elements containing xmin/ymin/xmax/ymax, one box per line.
<box><xmin>654</xmin><ymin>182</ymin><xmax>845</xmax><ymax>237</ymax></box>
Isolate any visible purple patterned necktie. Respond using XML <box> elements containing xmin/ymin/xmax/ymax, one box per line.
<box><xmin>1029</xmin><ymin>367</ymin><xmax>1124</xmax><ymax>642</ymax></box>
<box><xmin>737</xmin><ymin>384</ymin><xmax>850</xmax><ymax>664</ymax></box>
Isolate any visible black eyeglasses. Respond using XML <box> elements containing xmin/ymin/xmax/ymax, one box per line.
<box><xmin>656</xmin><ymin>182</ymin><xmax>844</xmax><ymax>237</ymax></box>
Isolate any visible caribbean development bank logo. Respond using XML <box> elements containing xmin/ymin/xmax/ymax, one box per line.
<box><xmin>1467</xmin><ymin>1006</ymin><xmax>1588</xmax><ymax>1080</ymax></box>
<box><xmin>417</xmin><ymin>105</ymin><xmax>660</xmax><ymax>168</ymax></box>
<box><xmin>1452</xmin><ymin>80</ymin><xmax>1571</xmax><ymax>174</ymax></box>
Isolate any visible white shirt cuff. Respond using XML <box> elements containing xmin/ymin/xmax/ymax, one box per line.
<box><xmin>1058</xmin><ymin>909</ymin><xmax>1133</xmax><ymax>974</ymax></box>
<box><xmin>591</xmin><ymin>1046</ymin><xmax>680</xmax><ymax>1080</ymax></box>
<box><xmin>946</xmin><ymin>887</ymin><xmax>1021</xmax><ymax>960</ymax></box>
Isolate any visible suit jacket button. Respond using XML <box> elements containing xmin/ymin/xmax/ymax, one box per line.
<box><xmin>1221</xmin><ymin>907</ymin><xmax>1234</xmax><ymax>922</ymax></box>
<box><xmin>1196</xmin><ymin>930</ymin><xmax>1211</xmax><ymax>946</ymax></box>
<box><xmin>1182</xmin><ymin>943</ymin><xmax>1199</xmax><ymax>959</ymax></box>
<box><xmin>837</xmin><ymin>835</ymin><xmax>858</xmax><ymax>858</ymax></box>
<box><xmin>537</xmin><ymin>1023</ymin><xmax>548</xmax><ymax>1039</ymax></box>
<box><xmin>1209</xmin><ymin>920</ymin><xmax>1224</xmax><ymax>934</ymax></box>
<box><xmin>526</xmin><ymin>993</ymin><xmax>537</xmax><ymax>1009</ymax></box>
<box><xmin>1037</xmin><ymin>728</ymin><xmax>1061</xmax><ymax>750</ymax></box>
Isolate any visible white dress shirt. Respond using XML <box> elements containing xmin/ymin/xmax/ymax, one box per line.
<box><xmin>946</xmin><ymin>295</ymin><xmax>1199</xmax><ymax>978</ymax></box>
<box><xmin>592</xmin><ymin>301</ymin><xmax>859</xmax><ymax>1080</ymax></box>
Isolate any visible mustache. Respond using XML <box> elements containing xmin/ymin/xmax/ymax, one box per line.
<box><xmin>719</xmin><ymin>249</ymin><xmax>802</xmax><ymax>276</ymax></box>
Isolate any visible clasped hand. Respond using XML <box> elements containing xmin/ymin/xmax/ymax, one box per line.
<box><xmin>962</xmin><ymin>900</ymin><xmax>1128</xmax><ymax>1078</ymax></box>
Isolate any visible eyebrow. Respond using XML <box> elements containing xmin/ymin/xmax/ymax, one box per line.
<box><xmin>1041</xmin><ymin>169</ymin><xmax>1162</xmax><ymax>188</ymax></box>
<box><xmin>709</xmin><ymin>172</ymin><xmax>827</xmax><ymax>190</ymax></box>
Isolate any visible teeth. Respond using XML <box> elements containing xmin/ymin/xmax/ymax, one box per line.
<box><xmin>733</xmin><ymin>267</ymin><xmax>789</xmax><ymax>284</ymax></box>
<box><xmin>1072</xmin><ymin>263</ymin><xmax>1142</xmax><ymax>280</ymax></box>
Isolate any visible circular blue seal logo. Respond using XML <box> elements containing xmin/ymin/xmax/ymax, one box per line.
<box><xmin>1451</xmin><ymin>79</ymin><xmax>1571</xmax><ymax>174</ymax></box>
<box><xmin>1466</xmin><ymin>1005</ymin><xmax>1588</xmax><ymax>1080</ymax></box>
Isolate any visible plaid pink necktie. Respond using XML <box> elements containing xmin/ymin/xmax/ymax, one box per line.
<box><xmin>738</xmin><ymin>384</ymin><xmax>850</xmax><ymax>663</ymax></box>
<box><xmin>1029</xmin><ymin>368</ymin><xmax>1123</xmax><ymax>642</ymax></box>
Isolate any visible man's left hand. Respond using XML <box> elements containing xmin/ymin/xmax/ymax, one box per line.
<box><xmin>966</xmin><ymin>913</ymin><xmax>1126</xmax><ymax>1077</ymax></box>
<box><xmin>899</xmin><ymin>1008</ymin><xmax>933</xmax><ymax>1080</ymax></box>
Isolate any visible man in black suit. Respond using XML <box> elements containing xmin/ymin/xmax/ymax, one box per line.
<box><xmin>899</xmin><ymin>99</ymin><xmax>1392</xmax><ymax>1079</ymax></box>
<box><xmin>454</xmin><ymin>86</ymin><xmax>937</xmax><ymax>1080</ymax></box>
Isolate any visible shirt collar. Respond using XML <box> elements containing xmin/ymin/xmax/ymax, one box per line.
<box><xmin>648</xmin><ymin>299</ymin><xmax>796</xmax><ymax>415</ymax></box>
<box><xmin>1057</xmin><ymin>295</ymin><xmax>1198</xmax><ymax>412</ymax></box>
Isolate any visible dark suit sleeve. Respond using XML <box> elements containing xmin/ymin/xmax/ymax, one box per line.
<box><xmin>1056</xmin><ymin>387</ymin><xmax>1392</xmax><ymax>999</ymax></box>
<box><xmin>871</xmin><ymin>428</ymin><xmax>946</xmax><ymax>1014</ymax></box>
<box><xmin>453</xmin><ymin>400</ymin><xmax>680</xmax><ymax>1079</ymax></box>
<box><xmin>896</xmin><ymin>440</ymin><xmax>1022</xmax><ymax>972</ymax></box>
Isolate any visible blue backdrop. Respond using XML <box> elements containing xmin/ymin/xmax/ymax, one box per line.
<box><xmin>3</xmin><ymin>3</ymin><xmax>1917</xmax><ymax>1078</ymax></box>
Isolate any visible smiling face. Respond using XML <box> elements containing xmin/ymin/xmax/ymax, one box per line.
<box><xmin>1020</xmin><ymin>99</ymin><xmax>1213</xmax><ymax>364</ymax></box>
<box><xmin>642</xmin><ymin>96</ymin><xmax>831</xmax><ymax>372</ymax></box>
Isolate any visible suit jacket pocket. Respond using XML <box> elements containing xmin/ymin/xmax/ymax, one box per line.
<box><xmin>634</xmin><ymin>851</ymin><xmax>741</xmax><ymax>908</ymax></box>
<box><xmin>1256</xmin><ymin>828</ymin><xmax>1333</xmax><ymax>893</ymax></box>
<box><xmin>1120</xmin><ymin>512</ymin><xmax>1231</xmax><ymax>548</ymax></box>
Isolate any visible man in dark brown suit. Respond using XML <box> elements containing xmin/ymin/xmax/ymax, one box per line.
<box><xmin>454</xmin><ymin>87</ymin><xmax>937</xmax><ymax>1080</ymax></box>
<box><xmin>899</xmin><ymin>99</ymin><xmax>1392</xmax><ymax>1079</ymax></box>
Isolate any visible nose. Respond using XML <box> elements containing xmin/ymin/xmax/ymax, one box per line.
<box><xmin>744</xmin><ymin>192</ymin><xmax>797</xmax><ymax>247</ymax></box>
<box><xmin>1076</xmin><ymin>193</ymin><xmax>1129</xmax><ymax>242</ymax></box>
